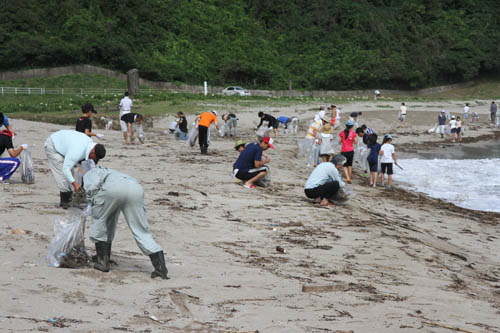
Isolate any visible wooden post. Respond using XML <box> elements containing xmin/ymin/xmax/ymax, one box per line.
<box><xmin>127</xmin><ymin>69</ymin><xmax>140</xmax><ymax>95</ymax></box>
<box><xmin>288</xmin><ymin>80</ymin><xmax>292</xmax><ymax>97</ymax></box>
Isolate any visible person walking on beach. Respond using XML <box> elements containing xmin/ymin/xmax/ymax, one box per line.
<box><xmin>338</xmin><ymin>119</ymin><xmax>357</xmax><ymax>184</ymax></box>
<box><xmin>318</xmin><ymin>123</ymin><xmax>335</xmax><ymax>163</ymax></box>
<box><xmin>330</xmin><ymin>105</ymin><xmax>340</xmax><ymax>127</ymax></box>
<box><xmin>366</xmin><ymin>134</ymin><xmax>381</xmax><ymax>188</ymax></box>
<box><xmin>379</xmin><ymin>134</ymin><xmax>398</xmax><ymax>189</ymax></box>
<box><xmin>257</xmin><ymin>112</ymin><xmax>279</xmax><ymax>140</ymax></box>
<box><xmin>196</xmin><ymin>111</ymin><xmax>219</xmax><ymax>154</ymax></box>
<box><xmin>399</xmin><ymin>103</ymin><xmax>407</xmax><ymax>125</ymax></box>
<box><xmin>449</xmin><ymin>115</ymin><xmax>457</xmax><ymax>143</ymax></box>
<box><xmin>83</xmin><ymin>166</ymin><xmax>169</xmax><ymax>279</ymax></box>
<box><xmin>490</xmin><ymin>101</ymin><xmax>497</xmax><ymax>124</ymax></box>
<box><xmin>44</xmin><ymin>130</ymin><xmax>106</xmax><ymax>208</ymax></box>
<box><xmin>456</xmin><ymin>116</ymin><xmax>463</xmax><ymax>142</ymax></box>
<box><xmin>0</xmin><ymin>129</ymin><xmax>28</xmax><ymax>183</ymax></box>
<box><xmin>463</xmin><ymin>103</ymin><xmax>470</xmax><ymax>124</ymax></box>
<box><xmin>76</xmin><ymin>102</ymin><xmax>104</xmax><ymax>139</ymax></box>
<box><xmin>232</xmin><ymin>137</ymin><xmax>273</xmax><ymax>189</ymax></box>
<box><xmin>304</xmin><ymin>155</ymin><xmax>347</xmax><ymax>206</ymax></box>
<box><xmin>0</xmin><ymin>112</ymin><xmax>16</xmax><ymax>136</ymax></box>
<box><xmin>119</xmin><ymin>92</ymin><xmax>133</xmax><ymax>143</ymax></box>
<box><xmin>438</xmin><ymin>111</ymin><xmax>447</xmax><ymax>139</ymax></box>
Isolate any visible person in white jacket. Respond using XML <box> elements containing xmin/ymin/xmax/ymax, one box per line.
<box><xmin>44</xmin><ymin>130</ymin><xmax>106</xmax><ymax>208</ymax></box>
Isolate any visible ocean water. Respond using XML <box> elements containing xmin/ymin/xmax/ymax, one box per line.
<box><xmin>393</xmin><ymin>158</ymin><xmax>500</xmax><ymax>212</ymax></box>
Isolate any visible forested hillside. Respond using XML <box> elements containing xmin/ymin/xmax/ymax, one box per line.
<box><xmin>2</xmin><ymin>0</ymin><xmax>499</xmax><ymax>90</ymax></box>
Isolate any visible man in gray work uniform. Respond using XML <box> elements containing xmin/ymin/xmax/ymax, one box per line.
<box><xmin>83</xmin><ymin>166</ymin><xmax>169</xmax><ymax>279</ymax></box>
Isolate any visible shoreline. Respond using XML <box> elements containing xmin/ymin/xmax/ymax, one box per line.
<box><xmin>2</xmin><ymin>101</ymin><xmax>500</xmax><ymax>332</ymax></box>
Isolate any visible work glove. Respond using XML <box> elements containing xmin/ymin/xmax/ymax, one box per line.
<box><xmin>21</xmin><ymin>144</ymin><xmax>29</xmax><ymax>150</ymax></box>
<box><xmin>96</xmin><ymin>133</ymin><xmax>104</xmax><ymax>139</ymax></box>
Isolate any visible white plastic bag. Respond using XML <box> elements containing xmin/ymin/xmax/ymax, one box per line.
<box><xmin>134</xmin><ymin>124</ymin><xmax>145</xmax><ymax>144</ymax></box>
<box><xmin>187</xmin><ymin>123</ymin><xmax>199</xmax><ymax>147</ymax></box>
<box><xmin>47</xmin><ymin>208</ymin><xmax>90</xmax><ymax>268</ymax></box>
<box><xmin>255</xmin><ymin>126</ymin><xmax>270</xmax><ymax>138</ymax></box>
<box><xmin>219</xmin><ymin>124</ymin><xmax>225</xmax><ymax>137</ymax></box>
<box><xmin>298</xmin><ymin>138</ymin><xmax>313</xmax><ymax>157</ymax></box>
<box><xmin>20</xmin><ymin>149</ymin><xmax>35</xmax><ymax>184</ymax></box>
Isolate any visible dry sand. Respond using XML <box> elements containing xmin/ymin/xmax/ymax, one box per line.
<box><xmin>1</xmin><ymin>100</ymin><xmax>500</xmax><ymax>332</ymax></box>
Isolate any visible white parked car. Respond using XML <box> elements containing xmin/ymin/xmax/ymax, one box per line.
<box><xmin>222</xmin><ymin>86</ymin><xmax>251</xmax><ymax>96</ymax></box>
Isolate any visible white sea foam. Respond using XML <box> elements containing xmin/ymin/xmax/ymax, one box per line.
<box><xmin>392</xmin><ymin>158</ymin><xmax>500</xmax><ymax>212</ymax></box>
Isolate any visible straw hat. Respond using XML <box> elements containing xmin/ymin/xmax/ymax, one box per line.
<box><xmin>321</xmin><ymin>123</ymin><xmax>333</xmax><ymax>134</ymax></box>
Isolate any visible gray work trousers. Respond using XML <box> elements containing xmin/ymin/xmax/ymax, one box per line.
<box><xmin>89</xmin><ymin>173</ymin><xmax>162</xmax><ymax>255</ymax></box>
<box><xmin>225</xmin><ymin>117</ymin><xmax>238</xmax><ymax>136</ymax></box>
<box><xmin>44</xmin><ymin>137</ymin><xmax>72</xmax><ymax>192</ymax></box>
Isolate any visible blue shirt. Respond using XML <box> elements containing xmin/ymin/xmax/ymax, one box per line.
<box><xmin>1</xmin><ymin>115</ymin><xmax>9</xmax><ymax>127</ymax></box>
<box><xmin>233</xmin><ymin>143</ymin><xmax>262</xmax><ymax>172</ymax></box>
<box><xmin>277</xmin><ymin>116</ymin><xmax>289</xmax><ymax>124</ymax></box>
<box><xmin>367</xmin><ymin>142</ymin><xmax>381</xmax><ymax>163</ymax></box>
<box><xmin>438</xmin><ymin>115</ymin><xmax>446</xmax><ymax>125</ymax></box>
<box><xmin>304</xmin><ymin>162</ymin><xmax>345</xmax><ymax>189</ymax></box>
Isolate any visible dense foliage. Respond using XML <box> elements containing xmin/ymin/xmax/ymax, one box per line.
<box><xmin>1</xmin><ymin>0</ymin><xmax>499</xmax><ymax>90</ymax></box>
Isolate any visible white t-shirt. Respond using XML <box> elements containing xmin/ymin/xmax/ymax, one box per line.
<box><xmin>380</xmin><ymin>143</ymin><xmax>395</xmax><ymax>163</ymax></box>
<box><xmin>119</xmin><ymin>96</ymin><xmax>133</xmax><ymax>113</ymax></box>
<box><xmin>400</xmin><ymin>106</ymin><xmax>407</xmax><ymax>114</ymax></box>
<box><xmin>449</xmin><ymin>119</ymin><xmax>457</xmax><ymax>129</ymax></box>
<box><xmin>464</xmin><ymin>106</ymin><xmax>469</xmax><ymax>114</ymax></box>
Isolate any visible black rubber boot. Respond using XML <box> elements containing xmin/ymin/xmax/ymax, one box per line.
<box><xmin>92</xmin><ymin>243</ymin><xmax>117</xmax><ymax>264</ymax></box>
<box><xmin>94</xmin><ymin>242</ymin><xmax>110</xmax><ymax>272</ymax></box>
<box><xmin>59</xmin><ymin>191</ymin><xmax>73</xmax><ymax>209</ymax></box>
<box><xmin>200</xmin><ymin>145</ymin><xmax>208</xmax><ymax>155</ymax></box>
<box><xmin>149</xmin><ymin>251</ymin><xmax>169</xmax><ymax>279</ymax></box>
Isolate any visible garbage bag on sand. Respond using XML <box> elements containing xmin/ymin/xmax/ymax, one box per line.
<box><xmin>20</xmin><ymin>149</ymin><xmax>35</xmax><ymax>184</ymax></box>
<box><xmin>134</xmin><ymin>124</ymin><xmax>145</xmax><ymax>144</ymax></box>
<box><xmin>187</xmin><ymin>125</ymin><xmax>199</xmax><ymax>147</ymax></box>
<box><xmin>47</xmin><ymin>207</ymin><xmax>91</xmax><ymax>268</ymax></box>
<box><xmin>255</xmin><ymin>126</ymin><xmax>270</xmax><ymax>138</ymax></box>
<box><xmin>219</xmin><ymin>124</ymin><xmax>225</xmax><ymax>137</ymax></box>
<box><xmin>297</xmin><ymin>138</ymin><xmax>313</xmax><ymax>157</ymax></box>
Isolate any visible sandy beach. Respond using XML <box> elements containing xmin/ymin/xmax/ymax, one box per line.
<box><xmin>1</xmin><ymin>100</ymin><xmax>499</xmax><ymax>332</ymax></box>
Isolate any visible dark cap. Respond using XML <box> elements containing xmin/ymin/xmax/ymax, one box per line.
<box><xmin>82</xmin><ymin>102</ymin><xmax>97</xmax><ymax>114</ymax></box>
<box><xmin>94</xmin><ymin>144</ymin><xmax>106</xmax><ymax>163</ymax></box>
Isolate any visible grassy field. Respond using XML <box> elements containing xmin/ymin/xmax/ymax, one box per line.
<box><xmin>1</xmin><ymin>74</ymin><xmax>500</xmax><ymax>124</ymax></box>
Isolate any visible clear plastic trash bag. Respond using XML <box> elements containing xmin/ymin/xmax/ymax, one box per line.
<box><xmin>219</xmin><ymin>124</ymin><xmax>225</xmax><ymax>137</ymax></box>
<box><xmin>47</xmin><ymin>207</ymin><xmax>91</xmax><ymax>268</ymax></box>
<box><xmin>255</xmin><ymin>126</ymin><xmax>270</xmax><ymax>138</ymax></box>
<box><xmin>134</xmin><ymin>124</ymin><xmax>145</xmax><ymax>144</ymax></box>
<box><xmin>297</xmin><ymin>138</ymin><xmax>313</xmax><ymax>157</ymax></box>
<box><xmin>20</xmin><ymin>149</ymin><xmax>35</xmax><ymax>184</ymax></box>
<box><xmin>187</xmin><ymin>123</ymin><xmax>199</xmax><ymax>147</ymax></box>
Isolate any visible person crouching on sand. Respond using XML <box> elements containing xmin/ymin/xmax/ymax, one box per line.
<box><xmin>304</xmin><ymin>155</ymin><xmax>348</xmax><ymax>206</ymax></box>
<box><xmin>379</xmin><ymin>134</ymin><xmax>398</xmax><ymax>189</ymax></box>
<box><xmin>232</xmin><ymin>137</ymin><xmax>273</xmax><ymax>189</ymax></box>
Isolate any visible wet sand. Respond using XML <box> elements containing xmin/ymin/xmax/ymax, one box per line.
<box><xmin>1</xmin><ymin>100</ymin><xmax>500</xmax><ymax>332</ymax></box>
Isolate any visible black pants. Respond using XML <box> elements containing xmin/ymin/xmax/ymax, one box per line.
<box><xmin>198</xmin><ymin>125</ymin><xmax>208</xmax><ymax>148</ymax></box>
<box><xmin>304</xmin><ymin>181</ymin><xmax>340</xmax><ymax>200</ymax></box>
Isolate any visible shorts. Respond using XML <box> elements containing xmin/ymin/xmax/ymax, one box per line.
<box><xmin>451</xmin><ymin>128</ymin><xmax>457</xmax><ymax>134</ymax></box>
<box><xmin>120</xmin><ymin>110</ymin><xmax>131</xmax><ymax>132</ymax></box>
<box><xmin>341</xmin><ymin>151</ymin><xmax>354</xmax><ymax>167</ymax></box>
<box><xmin>234</xmin><ymin>166</ymin><xmax>268</xmax><ymax>181</ymax></box>
<box><xmin>464</xmin><ymin>113</ymin><xmax>469</xmax><ymax>119</ymax></box>
<box><xmin>399</xmin><ymin>114</ymin><xmax>406</xmax><ymax>121</ymax></box>
<box><xmin>269</xmin><ymin>120</ymin><xmax>279</xmax><ymax>130</ymax></box>
<box><xmin>381</xmin><ymin>163</ymin><xmax>393</xmax><ymax>175</ymax></box>
<box><xmin>368</xmin><ymin>161</ymin><xmax>378</xmax><ymax>172</ymax></box>
<box><xmin>456</xmin><ymin>127</ymin><xmax>461</xmax><ymax>134</ymax></box>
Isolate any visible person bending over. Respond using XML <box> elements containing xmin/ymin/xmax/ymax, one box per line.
<box><xmin>120</xmin><ymin>113</ymin><xmax>143</xmax><ymax>145</ymax></box>
<box><xmin>83</xmin><ymin>166</ymin><xmax>169</xmax><ymax>279</ymax></box>
<box><xmin>233</xmin><ymin>137</ymin><xmax>274</xmax><ymax>189</ymax></box>
<box><xmin>44</xmin><ymin>130</ymin><xmax>106</xmax><ymax>208</ymax></box>
<box><xmin>304</xmin><ymin>155</ymin><xmax>347</xmax><ymax>206</ymax></box>
<box><xmin>195</xmin><ymin>110</ymin><xmax>219</xmax><ymax>154</ymax></box>
<box><xmin>0</xmin><ymin>130</ymin><xmax>28</xmax><ymax>183</ymax></box>
<box><xmin>257</xmin><ymin>112</ymin><xmax>279</xmax><ymax>140</ymax></box>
